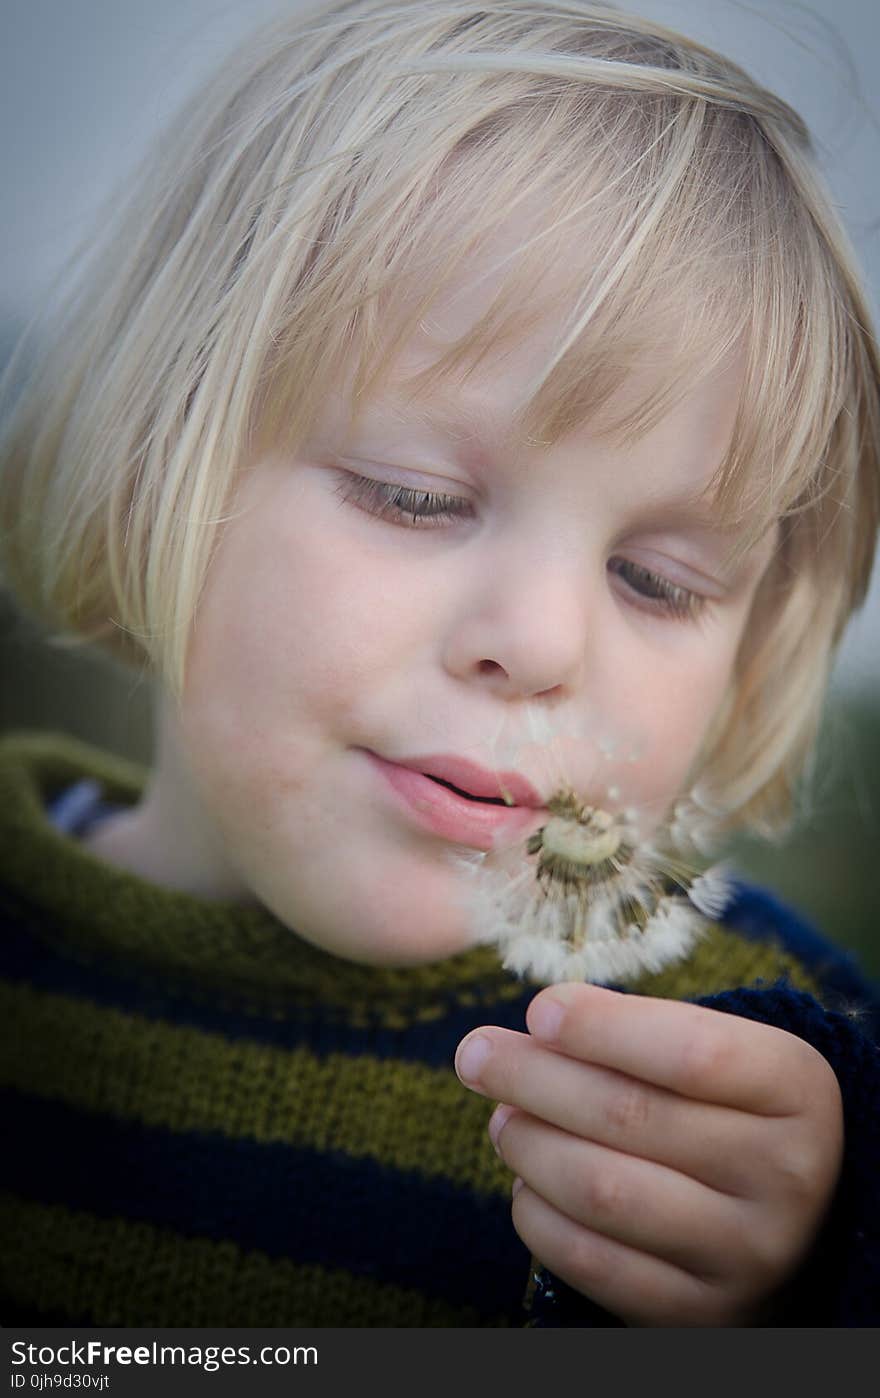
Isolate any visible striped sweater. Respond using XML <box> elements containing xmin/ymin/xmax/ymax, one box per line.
<box><xmin>1</xmin><ymin>731</ymin><xmax>878</xmax><ymax>1327</ymax></box>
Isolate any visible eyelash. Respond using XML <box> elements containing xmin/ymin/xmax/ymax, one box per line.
<box><xmin>332</xmin><ymin>471</ymin><xmax>707</xmax><ymax>622</ymax></box>
<box><xmin>606</xmin><ymin>558</ymin><xmax>705</xmax><ymax>622</ymax></box>
<box><xmin>332</xmin><ymin>471</ymin><xmax>471</xmax><ymax>528</ymax></box>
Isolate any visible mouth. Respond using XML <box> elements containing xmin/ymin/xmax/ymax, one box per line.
<box><xmin>421</xmin><ymin>775</ymin><xmax>510</xmax><ymax>806</ymax></box>
<box><xmin>395</xmin><ymin>752</ymin><xmax>545</xmax><ymax>808</ymax></box>
<box><xmin>361</xmin><ymin>750</ymin><xmax>545</xmax><ymax>851</ymax></box>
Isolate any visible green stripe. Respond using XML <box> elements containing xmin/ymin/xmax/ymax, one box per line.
<box><xmin>0</xmin><ymin>1191</ymin><xmax>506</xmax><ymax>1327</ymax></box>
<box><xmin>0</xmin><ymin>983</ymin><xmax>511</xmax><ymax>1195</ymax></box>
<box><xmin>628</xmin><ymin>923</ymin><xmax>822</xmax><ymax>1001</ymax></box>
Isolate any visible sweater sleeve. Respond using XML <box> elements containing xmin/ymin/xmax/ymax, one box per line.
<box><xmin>523</xmin><ymin>981</ymin><xmax>880</xmax><ymax>1328</ymax></box>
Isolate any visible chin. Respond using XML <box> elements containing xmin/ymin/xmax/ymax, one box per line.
<box><xmin>268</xmin><ymin>898</ymin><xmax>471</xmax><ymax>968</ymax></box>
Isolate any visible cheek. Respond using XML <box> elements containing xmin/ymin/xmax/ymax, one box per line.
<box><xmin>609</xmin><ymin>646</ymin><xmax>738</xmax><ymax>814</ymax></box>
<box><xmin>177</xmin><ymin>480</ymin><xmax>437</xmax><ymax>819</ymax></box>
<box><xmin>185</xmin><ymin>507</ymin><xmax>401</xmax><ymax>723</ymax></box>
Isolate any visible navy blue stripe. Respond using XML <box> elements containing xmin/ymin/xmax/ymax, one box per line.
<box><xmin>723</xmin><ymin>880</ymin><xmax>880</xmax><ymax>1035</ymax></box>
<box><xmin>1</xmin><ymin>1089</ymin><xmax>530</xmax><ymax>1320</ymax></box>
<box><xmin>0</xmin><ymin>892</ymin><xmax>533</xmax><ymax>1063</ymax></box>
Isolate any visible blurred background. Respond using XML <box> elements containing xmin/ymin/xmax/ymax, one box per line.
<box><xmin>1</xmin><ymin>0</ymin><xmax>878</xmax><ymax>977</ymax></box>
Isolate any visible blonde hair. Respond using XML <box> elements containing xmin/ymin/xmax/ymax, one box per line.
<box><xmin>1</xmin><ymin>0</ymin><xmax>877</xmax><ymax>837</ymax></box>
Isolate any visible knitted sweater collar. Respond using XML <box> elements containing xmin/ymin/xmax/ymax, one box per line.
<box><xmin>0</xmin><ymin>730</ymin><xmax>526</xmax><ymax>1010</ymax></box>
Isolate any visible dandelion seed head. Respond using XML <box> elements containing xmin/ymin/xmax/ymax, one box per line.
<box><xmin>445</xmin><ymin>704</ymin><xmax>735</xmax><ymax>985</ymax></box>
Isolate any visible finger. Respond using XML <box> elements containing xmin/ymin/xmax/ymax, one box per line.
<box><xmin>458</xmin><ymin>1028</ymin><xmax>775</xmax><ymax>1195</ymax></box>
<box><xmin>526</xmin><ymin>982</ymin><xmax>814</xmax><ymax>1114</ymax></box>
<box><xmin>511</xmin><ymin>1183</ymin><xmax>737</xmax><ymax>1327</ymax></box>
<box><xmin>493</xmin><ymin>1109</ymin><xmax>745</xmax><ymax>1279</ymax></box>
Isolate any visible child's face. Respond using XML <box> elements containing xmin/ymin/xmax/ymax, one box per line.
<box><xmin>173</xmin><ymin>243</ymin><xmax>776</xmax><ymax>966</ymax></box>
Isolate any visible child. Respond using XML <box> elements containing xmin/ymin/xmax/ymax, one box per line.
<box><xmin>1</xmin><ymin>0</ymin><xmax>878</xmax><ymax>1328</ymax></box>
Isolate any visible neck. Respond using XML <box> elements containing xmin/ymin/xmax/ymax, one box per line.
<box><xmin>84</xmin><ymin>690</ymin><xmax>255</xmax><ymax>904</ymax></box>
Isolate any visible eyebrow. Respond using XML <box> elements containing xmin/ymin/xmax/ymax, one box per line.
<box><xmin>369</xmin><ymin>390</ymin><xmax>513</xmax><ymax>455</ymax></box>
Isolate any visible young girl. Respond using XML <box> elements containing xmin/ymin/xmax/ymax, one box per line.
<box><xmin>1</xmin><ymin>0</ymin><xmax>878</xmax><ymax>1328</ymax></box>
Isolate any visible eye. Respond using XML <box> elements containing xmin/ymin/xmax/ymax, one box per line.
<box><xmin>609</xmin><ymin>557</ymin><xmax>707</xmax><ymax>622</ymax></box>
<box><xmin>332</xmin><ymin>471</ymin><xmax>474</xmax><ymax>528</ymax></box>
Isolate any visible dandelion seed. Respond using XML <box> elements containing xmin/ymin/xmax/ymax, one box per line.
<box><xmin>687</xmin><ymin>864</ymin><xmax>736</xmax><ymax>919</ymax></box>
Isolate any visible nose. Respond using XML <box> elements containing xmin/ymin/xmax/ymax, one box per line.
<box><xmin>442</xmin><ymin>540</ymin><xmax>593</xmax><ymax>700</ymax></box>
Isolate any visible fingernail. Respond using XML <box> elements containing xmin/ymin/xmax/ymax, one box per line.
<box><xmin>511</xmin><ymin>1176</ymin><xmax>524</xmax><ymax>1199</ymax></box>
<box><xmin>529</xmin><ymin>996</ymin><xmax>565</xmax><ymax>1042</ymax></box>
<box><xmin>456</xmin><ymin>1034</ymin><xmax>492</xmax><ymax>1084</ymax></box>
<box><xmin>488</xmin><ymin>1103</ymin><xmax>515</xmax><ymax>1153</ymax></box>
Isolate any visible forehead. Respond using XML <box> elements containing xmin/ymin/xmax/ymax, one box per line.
<box><xmin>345</xmin><ymin>265</ymin><xmax>747</xmax><ymax>512</ymax></box>
<box><xmin>355</xmin><ymin>202</ymin><xmax>746</xmax><ymax>444</ymax></box>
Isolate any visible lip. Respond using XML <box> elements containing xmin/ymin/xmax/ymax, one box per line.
<box><xmin>361</xmin><ymin>750</ymin><xmax>546</xmax><ymax>851</ymax></box>
<box><xmin>400</xmin><ymin>753</ymin><xmax>544</xmax><ymax>807</ymax></box>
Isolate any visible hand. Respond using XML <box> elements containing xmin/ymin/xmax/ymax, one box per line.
<box><xmin>454</xmin><ymin>983</ymin><xmax>844</xmax><ymax>1326</ymax></box>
